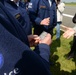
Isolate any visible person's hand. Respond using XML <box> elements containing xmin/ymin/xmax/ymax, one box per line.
<box><xmin>28</xmin><ymin>35</ymin><xmax>40</xmax><ymax>47</ymax></box>
<box><xmin>39</xmin><ymin>33</ymin><xmax>52</xmax><ymax>45</ymax></box>
<box><xmin>40</xmin><ymin>17</ymin><xmax>50</xmax><ymax>26</ymax></box>
<box><xmin>63</xmin><ymin>28</ymin><xmax>75</xmax><ymax>39</ymax></box>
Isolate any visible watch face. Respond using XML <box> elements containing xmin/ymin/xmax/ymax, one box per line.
<box><xmin>0</xmin><ymin>53</ymin><xmax>4</xmax><ymax>69</ymax></box>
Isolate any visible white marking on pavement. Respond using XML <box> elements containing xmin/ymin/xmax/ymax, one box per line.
<box><xmin>63</xmin><ymin>13</ymin><xmax>74</xmax><ymax>18</ymax></box>
<box><xmin>60</xmin><ymin>13</ymin><xmax>74</xmax><ymax>31</ymax></box>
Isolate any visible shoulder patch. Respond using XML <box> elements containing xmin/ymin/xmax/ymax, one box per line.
<box><xmin>40</xmin><ymin>5</ymin><xmax>46</xmax><ymax>9</ymax></box>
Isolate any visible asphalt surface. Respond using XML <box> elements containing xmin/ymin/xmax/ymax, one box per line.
<box><xmin>61</xmin><ymin>5</ymin><xmax>76</xmax><ymax>31</ymax></box>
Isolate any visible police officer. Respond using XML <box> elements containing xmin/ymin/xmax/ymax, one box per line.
<box><xmin>4</xmin><ymin>0</ymin><xmax>41</xmax><ymax>47</ymax></box>
<box><xmin>0</xmin><ymin>24</ymin><xmax>52</xmax><ymax>75</ymax></box>
<box><xmin>28</xmin><ymin>0</ymin><xmax>57</xmax><ymax>36</ymax></box>
<box><xmin>0</xmin><ymin>0</ymin><xmax>52</xmax><ymax>75</ymax></box>
<box><xmin>0</xmin><ymin>0</ymin><xmax>29</xmax><ymax>46</ymax></box>
<box><xmin>5</xmin><ymin>0</ymin><xmax>32</xmax><ymax>35</ymax></box>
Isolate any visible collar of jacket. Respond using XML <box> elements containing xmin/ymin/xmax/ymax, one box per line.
<box><xmin>6</xmin><ymin>1</ymin><xmax>18</xmax><ymax>9</ymax></box>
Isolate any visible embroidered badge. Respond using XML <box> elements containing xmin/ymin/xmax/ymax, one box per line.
<box><xmin>15</xmin><ymin>13</ymin><xmax>25</xmax><ymax>26</ymax></box>
<box><xmin>40</xmin><ymin>6</ymin><xmax>46</xmax><ymax>9</ymax></box>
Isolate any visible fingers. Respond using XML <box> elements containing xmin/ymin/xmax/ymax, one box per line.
<box><xmin>31</xmin><ymin>35</ymin><xmax>38</xmax><ymax>38</ymax></box>
<box><xmin>63</xmin><ymin>28</ymin><xmax>75</xmax><ymax>39</ymax></box>
<box><xmin>63</xmin><ymin>31</ymin><xmax>69</xmax><ymax>38</ymax></box>
<box><xmin>29</xmin><ymin>35</ymin><xmax>40</xmax><ymax>47</ymax></box>
<box><xmin>63</xmin><ymin>33</ymin><xmax>73</xmax><ymax>39</ymax></box>
<box><xmin>40</xmin><ymin>17</ymin><xmax>50</xmax><ymax>26</ymax></box>
<box><xmin>29</xmin><ymin>33</ymin><xmax>52</xmax><ymax>46</ymax></box>
<box><xmin>46</xmin><ymin>17</ymin><xmax>50</xmax><ymax>25</ymax></box>
<box><xmin>33</xmin><ymin>35</ymin><xmax>40</xmax><ymax>42</ymax></box>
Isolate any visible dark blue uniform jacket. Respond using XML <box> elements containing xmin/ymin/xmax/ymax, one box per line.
<box><xmin>0</xmin><ymin>24</ymin><xmax>51</xmax><ymax>75</ymax></box>
<box><xmin>0</xmin><ymin>1</ymin><xmax>29</xmax><ymax>46</ymax></box>
<box><xmin>0</xmin><ymin>1</ymin><xmax>51</xmax><ymax>75</ymax></box>
<box><xmin>28</xmin><ymin>0</ymin><xmax>57</xmax><ymax>32</ymax></box>
<box><xmin>5</xmin><ymin>1</ymin><xmax>32</xmax><ymax>35</ymax></box>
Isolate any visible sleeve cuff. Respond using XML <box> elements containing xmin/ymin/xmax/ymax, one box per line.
<box><xmin>35</xmin><ymin>18</ymin><xmax>42</xmax><ymax>25</ymax></box>
<box><xmin>35</xmin><ymin>44</ymin><xmax>50</xmax><ymax>62</ymax></box>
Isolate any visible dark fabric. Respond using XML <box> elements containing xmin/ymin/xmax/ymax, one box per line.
<box><xmin>5</xmin><ymin>1</ymin><xmax>32</xmax><ymax>35</ymax></box>
<box><xmin>34</xmin><ymin>25</ymin><xmax>53</xmax><ymax>36</ymax></box>
<box><xmin>72</xmin><ymin>13</ymin><xmax>76</xmax><ymax>24</ymax></box>
<box><xmin>28</xmin><ymin>0</ymin><xmax>57</xmax><ymax>35</ymax></box>
<box><xmin>0</xmin><ymin>0</ymin><xmax>4</xmax><ymax>4</ymax></box>
<box><xmin>34</xmin><ymin>25</ymin><xmax>44</xmax><ymax>35</ymax></box>
<box><xmin>0</xmin><ymin>2</ymin><xmax>51</xmax><ymax>75</ymax></box>
<box><xmin>34</xmin><ymin>44</ymin><xmax>50</xmax><ymax>62</ymax></box>
<box><xmin>0</xmin><ymin>2</ymin><xmax>29</xmax><ymax>46</ymax></box>
<box><xmin>15</xmin><ymin>50</ymin><xmax>51</xmax><ymax>75</ymax></box>
<box><xmin>0</xmin><ymin>24</ymin><xmax>30</xmax><ymax>74</ymax></box>
<box><xmin>70</xmin><ymin>36</ymin><xmax>76</xmax><ymax>53</ymax></box>
<box><xmin>6</xmin><ymin>1</ymin><xmax>18</xmax><ymax>9</ymax></box>
<box><xmin>0</xmin><ymin>24</ymin><xmax>51</xmax><ymax>75</ymax></box>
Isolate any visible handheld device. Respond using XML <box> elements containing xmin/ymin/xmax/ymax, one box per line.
<box><xmin>39</xmin><ymin>31</ymin><xmax>48</xmax><ymax>40</ymax></box>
